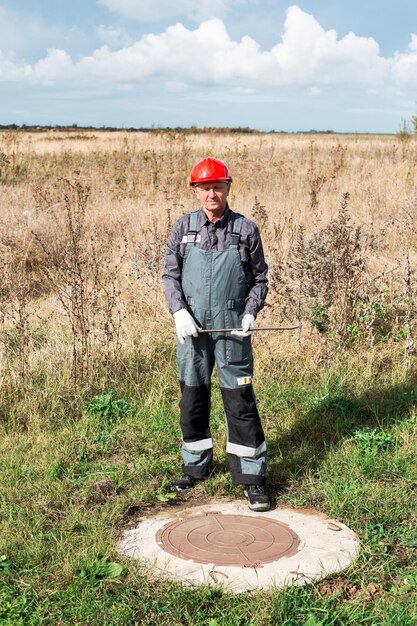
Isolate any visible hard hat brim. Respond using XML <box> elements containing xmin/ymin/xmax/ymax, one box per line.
<box><xmin>189</xmin><ymin>177</ymin><xmax>232</xmax><ymax>186</ymax></box>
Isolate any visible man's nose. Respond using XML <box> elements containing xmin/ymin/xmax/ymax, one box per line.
<box><xmin>208</xmin><ymin>188</ymin><xmax>216</xmax><ymax>197</ymax></box>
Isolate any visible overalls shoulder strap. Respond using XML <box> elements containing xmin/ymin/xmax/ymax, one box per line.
<box><xmin>230</xmin><ymin>214</ymin><xmax>244</xmax><ymax>247</ymax></box>
<box><xmin>186</xmin><ymin>210</ymin><xmax>199</xmax><ymax>245</ymax></box>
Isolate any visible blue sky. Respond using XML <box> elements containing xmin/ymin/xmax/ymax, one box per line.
<box><xmin>1</xmin><ymin>1</ymin><xmax>416</xmax><ymax>132</ymax></box>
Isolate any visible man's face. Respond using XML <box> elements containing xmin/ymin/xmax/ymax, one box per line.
<box><xmin>193</xmin><ymin>181</ymin><xmax>230</xmax><ymax>218</ymax></box>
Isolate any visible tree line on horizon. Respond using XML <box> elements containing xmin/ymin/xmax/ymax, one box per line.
<box><xmin>0</xmin><ymin>123</ymin><xmax>338</xmax><ymax>135</ymax></box>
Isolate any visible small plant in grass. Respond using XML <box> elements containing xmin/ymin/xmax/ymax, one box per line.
<box><xmin>84</xmin><ymin>393</ymin><xmax>133</xmax><ymax>422</ymax></box>
<box><xmin>314</xmin><ymin>394</ymin><xmax>355</xmax><ymax>417</ymax></box>
<box><xmin>311</xmin><ymin>304</ymin><xmax>330</xmax><ymax>333</ymax></box>
<box><xmin>156</xmin><ymin>492</ymin><xmax>177</xmax><ymax>502</ymax></box>
<box><xmin>303</xmin><ymin>615</ymin><xmax>325</xmax><ymax>626</ymax></box>
<box><xmin>352</xmin><ymin>428</ymin><xmax>395</xmax><ymax>452</ymax></box>
<box><xmin>76</xmin><ymin>558</ymin><xmax>123</xmax><ymax>584</ymax></box>
<box><xmin>0</xmin><ymin>586</ymin><xmax>31</xmax><ymax>624</ymax></box>
<box><xmin>48</xmin><ymin>458</ymin><xmax>68</xmax><ymax>481</ymax></box>
<box><xmin>399</xmin><ymin>573</ymin><xmax>417</xmax><ymax>592</ymax></box>
<box><xmin>0</xmin><ymin>555</ymin><xmax>10</xmax><ymax>574</ymax></box>
<box><xmin>346</xmin><ymin>322</ymin><xmax>360</xmax><ymax>340</ymax></box>
<box><xmin>365</xmin><ymin>522</ymin><xmax>395</xmax><ymax>555</ymax></box>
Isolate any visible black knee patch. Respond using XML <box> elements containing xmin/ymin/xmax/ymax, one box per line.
<box><xmin>180</xmin><ymin>382</ymin><xmax>211</xmax><ymax>441</ymax></box>
<box><xmin>221</xmin><ymin>385</ymin><xmax>265</xmax><ymax>449</ymax></box>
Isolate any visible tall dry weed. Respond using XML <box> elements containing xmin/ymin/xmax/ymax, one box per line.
<box><xmin>0</xmin><ymin>253</ymin><xmax>32</xmax><ymax>382</ymax></box>
<box><xmin>32</xmin><ymin>175</ymin><xmax>127</xmax><ymax>386</ymax></box>
<box><xmin>0</xmin><ymin>130</ymin><xmax>416</xmax><ymax>414</ymax></box>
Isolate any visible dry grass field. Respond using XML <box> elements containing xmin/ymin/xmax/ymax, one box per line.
<box><xmin>1</xmin><ymin>130</ymin><xmax>416</xmax><ymax>398</ymax></box>
<box><xmin>0</xmin><ymin>130</ymin><xmax>416</xmax><ymax>625</ymax></box>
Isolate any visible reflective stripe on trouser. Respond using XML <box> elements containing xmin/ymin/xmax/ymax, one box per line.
<box><xmin>177</xmin><ymin>216</ymin><xmax>267</xmax><ymax>485</ymax></box>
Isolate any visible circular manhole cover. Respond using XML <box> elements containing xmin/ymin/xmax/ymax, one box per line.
<box><xmin>156</xmin><ymin>514</ymin><xmax>300</xmax><ymax>566</ymax></box>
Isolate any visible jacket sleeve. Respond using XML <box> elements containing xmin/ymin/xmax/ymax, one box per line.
<box><xmin>244</xmin><ymin>224</ymin><xmax>269</xmax><ymax>318</ymax></box>
<box><xmin>162</xmin><ymin>219</ymin><xmax>187</xmax><ymax>315</ymax></box>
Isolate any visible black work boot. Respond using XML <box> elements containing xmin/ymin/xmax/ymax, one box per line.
<box><xmin>170</xmin><ymin>474</ymin><xmax>200</xmax><ymax>493</ymax></box>
<box><xmin>244</xmin><ymin>485</ymin><xmax>271</xmax><ymax>511</ymax></box>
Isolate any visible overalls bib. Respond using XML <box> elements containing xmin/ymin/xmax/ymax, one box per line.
<box><xmin>177</xmin><ymin>210</ymin><xmax>267</xmax><ymax>485</ymax></box>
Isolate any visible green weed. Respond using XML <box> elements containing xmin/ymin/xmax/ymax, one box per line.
<box><xmin>76</xmin><ymin>558</ymin><xmax>124</xmax><ymax>584</ymax></box>
<box><xmin>84</xmin><ymin>393</ymin><xmax>133</xmax><ymax>423</ymax></box>
<box><xmin>0</xmin><ymin>554</ymin><xmax>10</xmax><ymax>574</ymax></box>
<box><xmin>311</xmin><ymin>304</ymin><xmax>330</xmax><ymax>333</ymax></box>
<box><xmin>352</xmin><ymin>428</ymin><xmax>395</xmax><ymax>452</ymax></box>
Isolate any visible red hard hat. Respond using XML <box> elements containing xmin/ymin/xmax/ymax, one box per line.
<box><xmin>189</xmin><ymin>157</ymin><xmax>232</xmax><ymax>186</ymax></box>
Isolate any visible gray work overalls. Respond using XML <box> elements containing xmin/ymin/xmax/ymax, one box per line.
<box><xmin>177</xmin><ymin>210</ymin><xmax>267</xmax><ymax>485</ymax></box>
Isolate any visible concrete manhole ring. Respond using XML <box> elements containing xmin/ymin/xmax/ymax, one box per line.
<box><xmin>156</xmin><ymin>514</ymin><xmax>300</xmax><ymax>566</ymax></box>
<box><xmin>118</xmin><ymin>500</ymin><xmax>360</xmax><ymax>593</ymax></box>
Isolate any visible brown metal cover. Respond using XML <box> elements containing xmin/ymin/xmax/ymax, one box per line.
<box><xmin>156</xmin><ymin>513</ymin><xmax>300</xmax><ymax>567</ymax></box>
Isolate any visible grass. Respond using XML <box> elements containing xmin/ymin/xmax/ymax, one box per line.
<box><xmin>0</xmin><ymin>130</ymin><xmax>416</xmax><ymax>623</ymax></box>
<box><xmin>0</xmin><ymin>348</ymin><xmax>416</xmax><ymax>625</ymax></box>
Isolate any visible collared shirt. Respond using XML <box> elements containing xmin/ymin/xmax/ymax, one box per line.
<box><xmin>163</xmin><ymin>206</ymin><xmax>268</xmax><ymax>317</ymax></box>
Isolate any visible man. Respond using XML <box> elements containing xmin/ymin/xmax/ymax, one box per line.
<box><xmin>163</xmin><ymin>157</ymin><xmax>270</xmax><ymax>511</ymax></box>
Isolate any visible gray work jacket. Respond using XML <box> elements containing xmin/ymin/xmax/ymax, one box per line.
<box><xmin>162</xmin><ymin>206</ymin><xmax>268</xmax><ymax>317</ymax></box>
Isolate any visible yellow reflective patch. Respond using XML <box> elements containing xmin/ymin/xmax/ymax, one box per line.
<box><xmin>237</xmin><ymin>376</ymin><xmax>252</xmax><ymax>386</ymax></box>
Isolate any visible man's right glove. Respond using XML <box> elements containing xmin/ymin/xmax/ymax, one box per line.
<box><xmin>173</xmin><ymin>309</ymin><xmax>199</xmax><ymax>344</ymax></box>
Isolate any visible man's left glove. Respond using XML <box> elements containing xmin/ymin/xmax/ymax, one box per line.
<box><xmin>173</xmin><ymin>308</ymin><xmax>199</xmax><ymax>344</ymax></box>
<box><xmin>230</xmin><ymin>313</ymin><xmax>255</xmax><ymax>337</ymax></box>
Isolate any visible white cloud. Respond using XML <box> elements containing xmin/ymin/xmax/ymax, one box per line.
<box><xmin>98</xmin><ymin>0</ymin><xmax>228</xmax><ymax>22</ymax></box>
<box><xmin>391</xmin><ymin>33</ymin><xmax>417</xmax><ymax>87</ymax></box>
<box><xmin>0</xmin><ymin>5</ymin><xmax>416</xmax><ymax>93</ymax></box>
<box><xmin>96</xmin><ymin>25</ymin><xmax>132</xmax><ymax>48</ymax></box>
<box><xmin>308</xmin><ymin>86</ymin><xmax>321</xmax><ymax>96</ymax></box>
<box><xmin>269</xmin><ymin>6</ymin><xmax>387</xmax><ymax>85</ymax></box>
<box><xmin>34</xmin><ymin>49</ymin><xmax>74</xmax><ymax>83</ymax></box>
<box><xmin>0</xmin><ymin>51</ymin><xmax>31</xmax><ymax>81</ymax></box>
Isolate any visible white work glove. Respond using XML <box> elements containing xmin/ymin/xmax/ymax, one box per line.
<box><xmin>173</xmin><ymin>309</ymin><xmax>199</xmax><ymax>344</ymax></box>
<box><xmin>231</xmin><ymin>313</ymin><xmax>255</xmax><ymax>337</ymax></box>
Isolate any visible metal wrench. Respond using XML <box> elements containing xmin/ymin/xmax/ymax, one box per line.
<box><xmin>198</xmin><ymin>323</ymin><xmax>302</xmax><ymax>333</ymax></box>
